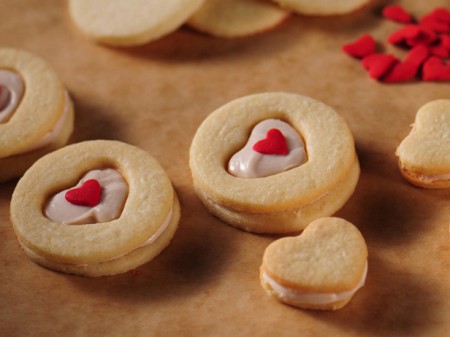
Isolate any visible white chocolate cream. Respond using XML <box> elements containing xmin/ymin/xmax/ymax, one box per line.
<box><xmin>262</xmin><ymin>262</ymin><xmax>368</xmax><ymax>306</ymax></box>
<box><xmin>228</xmin><ymin>119</ymin><xmax>307</xmax><ymax>178</ymax></box>
<box><xmin>45</xmin><ymin>169</ymin><xmax>129</xmax><ymax>225</ymax></box>
<box><xmin>0</xmin><ymin>69</ymin><xmax>24</xmax><ymax>123</ymax></box>
<box><xmin>419</xmin><ymin>172</ymin><xmax>450</xmax><ymax>183</ymax></box>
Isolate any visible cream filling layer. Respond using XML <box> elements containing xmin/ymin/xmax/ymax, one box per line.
<box><xmin>263</xmin><ymin>262</ymin><xmax>368</xmax><ymax>306</ymax></box>
<box><xmin>419</xmin><ymin>172</ymin><xmax>450</xmax><ymax>183</ymax></box>
<box><xmin>228</xmin><ymin>119</ymin><xmax>307</xmax><ymax>178</ymax></box>
<box><xmin>0</xmin><ymin>70</ymin><xmax>24</xmax><ymax>123</ymax></box>
<box><xmin>45</xmin><ymin>169</ymin><xmax>128</xmax><ymax>225</ymax></box>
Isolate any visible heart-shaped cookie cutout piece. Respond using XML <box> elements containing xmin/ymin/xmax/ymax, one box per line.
<box><xmin>65</xmin><ymin>179</ymin><xmax>102</xmax><ymax>207</ymax></box>
<box><xmin>261</xmin><ymin>217</ymin><xmax>368</xmax><ymax>310</ymax></box>
<box><xmin>253</xmin><ymin>128</ymin><xmax>289</xmax><ymax>155</ymax></box>
<box><xmin>396</xmin><ymin>99</ymin><xmax>450</xmax><ymax>188</ymax></box>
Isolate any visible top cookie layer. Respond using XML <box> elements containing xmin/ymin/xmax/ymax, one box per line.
<box><xmin>187</xmin><ymin>0</ymin><xmax>290</xmax><ymax>38</ymax></box>
<box><xmin>189</xmin><ymin>92</ymin><xmax>357</xmax><ymax>213</ymax></box>
<box><xmin>69</xmin><ymin>0</ymin><xmax>205</xmax><ymax>46</ymax></box>
<box><xmin>11</xmin><ymin>140</ymin><xmax>174</xmax><ymax>264</ymax></box>
<box><xmin>396</xmin><ymin>99</ymin><xmax>450</xmax><ymax>175</ymax></box>
<box><xmin>262</xmin><ymin>217</ymin><xmax>368</xmax><ymax>293</ymax></box>
<box><xmin>0</xmin><ymin>48</ymin><xmax>66</xmax><ymax>157</ymax></box>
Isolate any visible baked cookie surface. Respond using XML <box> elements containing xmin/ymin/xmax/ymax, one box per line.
<box><xmin>396</xmin><ymin>99</ymin><xmax>450</xmax><ymax>189</ymax></box>
<box><xmin>189</xmin><ymin>92</ymin><xmax>360</xmax><ymax>233</ymax></box>
<box><xmin>0</xmin><ymin>48</ymin><xmax>74</xmax><ymax>182</ymax></box>
<box><xmin>187</xmin><ymin>0</ymin><xmax>290</xmax><ymax>38</ymax></box>
<box><xmin>69</xmin><ymin>0</ymin><xmax>205</xmax><ymax>46</ymax></box>
<box><xmin>260</xmin><ymin>217</ymin><xmax>368</xmax><ymax>310</ymax></box>
<box><xmin>10</xmin><ymin>140</ymin><xmax>180</xmax><ymax>277</ymax></box>
<box><xmin>271</xmin><ymin>0</ymin><xmax>370</xmax><ymax>16</ymax></box>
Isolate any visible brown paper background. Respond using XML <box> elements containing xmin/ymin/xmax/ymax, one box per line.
<box><xmin>1</xmin><ymin>0</ymin><xmax>449</xmax><ymax>336</ymax></box>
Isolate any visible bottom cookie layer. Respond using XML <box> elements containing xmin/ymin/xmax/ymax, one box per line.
<box><xmin>398</xmin><ymin>161</ymin><xmax>450</xmax><ymax>189</ymax></box>
<box><xmin>20</xmin><ymin>191</ymin><xmax>180</xmax><ymax>277</ymax></box>
<box><xmin>195</xmin><ymin>159</ymin><xmax>360</xmax><ymax>234</ymax></box>
<box><xmin>260</xmin><ymin>262</ymin><xmax>367</xmax><ymax>311</ymax></box>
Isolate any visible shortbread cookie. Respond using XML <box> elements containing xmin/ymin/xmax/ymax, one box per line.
<box><xmin>396</xmin><ymin>99</ymin><xmax>450</xmax><ymax>189</ymax></box>
<box><xmin>0</xmin><ymin>48</ymin><xmax>74</xmax><ymax>182</ymax></box>
<box><xmin>187</xmin><ymin>0</ymin><xmax>290</xmax><ymax>38</ymax></box>
<box><xmin>10</xmin><ymin>140</ymin><xmax>180</xmax><ymax>277</ymax></box>
<box><xmin>189</xmin><ymin>92</ymin><xmax>360</xmax><ymax>234</ymax></box>
<box><xmin>69</xmin><ymin>0</ymin><xmax>205</xmax><ymax>46</ymax></box>
<box><xmin>260</xmin><ymin>217</ymin><xmax>368</xmax><ymax>310</ymax></box>
<box><xmin>271</xmin><ymin>0</ymin><xmax>370</xmax><ymax>16</ymax></box>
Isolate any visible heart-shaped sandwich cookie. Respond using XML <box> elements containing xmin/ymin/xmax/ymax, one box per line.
<box><xmin>190</xmin><ymin>92</ymin><xmax>360</xmax><ymax>233</ymax></box>
<box><xmin>270</xmin><ymin>0</ymin><xmax>370</xmax><ymax>16</ymax></box>
<box><xmin>0</xmin><ymin>48</ymin><xmax>74</xmax><ymax>182</ymax></box>
<box><xmin>69</xmin><ymin>0</ymin><xmax>205</xmax><ymax>46</ymax></box>
<box><xmin>396</xmin><ymin>99</ymin><xmax>450</xmax><ymax>189</ymax></box>
<box><xmin>10</xmin><ymin>140</ymin><xmax>180</xmax><ymax>277</ymax></box>
<box><xmin>260</xmin><ymin>217</ymin><xmax>368</xmax><ymax>310</ymax></box>
<box><xmin>187</xmin><ymin>0</ymin><xmax>290</xmax><ymax>38</ymax></box>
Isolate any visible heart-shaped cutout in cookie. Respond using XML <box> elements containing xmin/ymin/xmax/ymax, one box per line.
<box><xmin>253</xmin><ymin>128</ymin><xmax>289</xmax><ymax>155</ymax></box>
<box><xmin>65</xmin><ymin>179</ymin><xmax>102</xmax><ymax>207</ymax></box>
<box><xmin>260</xmin><ymin>217</ymin><xmax>368</xmax><ymax>310</ymax></box>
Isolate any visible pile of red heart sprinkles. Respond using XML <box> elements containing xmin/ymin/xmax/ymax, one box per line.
<box><xmin>342</xmin><ymin>5</ymin><xmax>450</xmax><ymax>83</ymax></box>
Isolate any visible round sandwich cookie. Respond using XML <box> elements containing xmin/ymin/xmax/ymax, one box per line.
<box><xmin>187</xmin><ymin>0</ymin><xmax>290</xmax><ymax>38</ymax></box>
<box><xmin>0</xmin><ymin>48</ymin><xmax>74</xmax><ymax>182</ymax></box>
<box><xmin>69</xmin><ymin>0</ymin><xmax>205</xmax><ymax>46</ymax></box>
<box><xmin>189</xmin><ymin>92</ymin><xmax>360</xmax><ymax>234</ymax></box>
<box><xmin>396</xmin><ymin>99</ymin><xmax>450</xmax><ymax>189</ymax></box>
<box><xmin>260</xmin><ymin>217</ymin><xmax>368</xmax><ymax>310</ymax></box>
<box><xmin>271</xmin><ymin>0</ymin><xmax>370</xmax><ymax>16</ymax></box>
<box><xmin>10</xmin><ymin>140</ymin><xmax>180</xmax><ymax>277</ymax></box>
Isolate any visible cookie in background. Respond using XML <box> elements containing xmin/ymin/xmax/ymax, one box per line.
<box><xmin>0</xmin><ymin>48</ymin><xmax>74</xmax><ymax>182</ymax></box>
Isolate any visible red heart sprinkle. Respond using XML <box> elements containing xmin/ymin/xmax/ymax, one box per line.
<box><xmin>429</xmin><ymin>8</ymin><xmax>450</xmax><ymax>23</ymax></box>
<box><xmin>440</xmin><ymin>34</ymin><xmax>450</xmax><ymax>50</ymax></box>
<box><xmin>430</xmin><ymin>45</ymin><xmax>449</xmax><ymax>58</ymax></box>
<box><xmin>342</xmin><ymin>34</ymin><xmax>376</xmax><ymax>58</ymax></box>
<box><xmin>419</xmin><ymin>15</ymin><xmax>449</xmax><ymax>33</ymax></box>
<box><xmin>65</xmin><ymin>179</ymin><xmax>102</xmax><ymax>207</ymax></box>
<box><xmin>422</xmin><ymin>57</ymin><xmax>450</xmax><ymax>81</ymax></box>
<box><xmin>388</xmin><ymin>25</ymin><xmax>421</xmax><ymax>44</ymax></box>
<box><xmin>382</xmin><ymin>61</ymin><xmax>417</xmax><ymax>83</ymax></box>
<box><xmin>405</xmin><ymin>27</ymin><xmax>437</xmax><ymax>47</ymax></box>
<box><xmin>362</xmin><ymin>53</ymin><xmax>397</xmax><ymax>79</ymax></box>
<box><xmin>405</xmin><ymin>44</ymin><xmax>430</xmax><ymax>69</ymax></box>
<box><xmin>253</xmin><ymin>129</ymin><xmax>289</xmax><ymax>155</ymax></box>
<box><xmin>382</xmin><ymin>5</ymin><xmax>413</xmax><ymax>24</ymax></box>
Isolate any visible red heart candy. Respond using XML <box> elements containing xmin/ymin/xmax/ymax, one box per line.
<box><xmin>440</xmin><ymin>34</ymin><xmax>450</xmax><ymax>50</ymax></box>
<box><xmin>422</xmin><ymin>57</ymin><xmax>450</xmax><ymax>81</ymax></box>
<box><xmin>382</xmin><ymin>5</ymin><xmax>413</xmax><ymax>24</ymax></box>
<box><xmin>428</xmin><ymin>8</ymin><xmax>450</xmax><ymax>23</ymax></box>
<box><xmin>419</xmin><ymin>8</ymin><xmax>450</xmax><ymax>33</ymax></box>
<box><xmin>253</xmin><ymin>129</ymin><xmax>289</xmax><ymax>155</ymax></box>
<box><xmin>382</xmin><ymin>61</ymin><xmax>417</xmax><ymax>83</ymax></box>
<box><xmin>420</xmin><ymin>15</ymin><xmax>450</xmax><ymax>33</ymax></box>
<box><xmin>429</xmin><ymin>45</ymin><xmax>449</xmax><ymax>58</ymax></box>
<box><xmin>362</xmin><ymin>53</ymin><xmax>397</xmax><ymax>79</ymax></box>
<box><xmin>405</xmin><ymin>44</ymin><xmax>430</xmax><ymax>69</ymax></box>
<box><xmin>405</xmin><ymin>27</ymin><xmax>437</xmax><ymax>47</ymax></box>
<box><xmin>65</xmin><ymin>179</ymin><xmax>102</xmax><ymax>207</ymax></box>
<box><xmin>342</xmin><ymin>34</ymin><xmax>376</xmax><ymax>58</ymax></box>
<box><xmin>388</xmin><ymin>25</ymin><xmax>421</xmax><ymax>44</ymax></box>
